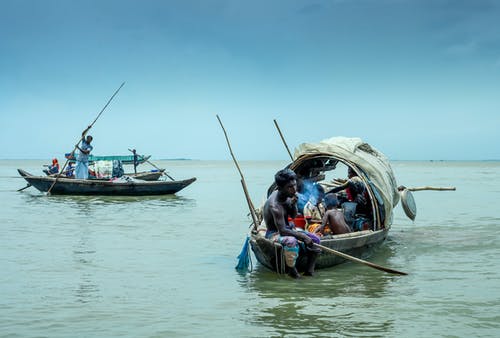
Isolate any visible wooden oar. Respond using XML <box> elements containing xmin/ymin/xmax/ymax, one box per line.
<box><xmin>46</xmin><ymin>82</ymin><xmax>125</xmax><ymax>195</ymax></box>
<box><xmin>273</xmin><ymin>119</ymin><xmax>294</xmax><ymax>161</ymax></box>
<box><xmin>216</xmin><ymin>114</ymin><xmax>260</xmax><ymax>231</ymax></box>
<box><xmin>314</xmin><ymin>243</ymin><xmax>408</xmax><ymax>275</ymax></box>
<box><xmin>128</xmin><ymin>148</ymin><xmax>175</xmax><ymax>181</ymax></box>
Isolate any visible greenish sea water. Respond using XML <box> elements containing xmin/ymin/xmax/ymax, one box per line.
<box><xmin>1</xmin><ymin>160</ymin><xmax>499</xmax><ymax>337</ymax></box>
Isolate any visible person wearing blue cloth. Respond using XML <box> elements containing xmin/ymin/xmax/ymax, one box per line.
<box><xmin>75</xmin><ymin>132</ymin><xmax>93</xmax><ymax>179</ymax></box>
<box><xmin>65</xmin><ymin>162</ymin><xmax>75</xmax><ymax>177</ymax></box>
<box><xmin>43</xmin><ymin>158</ymin><xmax>60</xmax><ymax>176</ymax></box>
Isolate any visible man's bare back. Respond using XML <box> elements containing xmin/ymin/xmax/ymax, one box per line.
<box><xmin>321</xmin><ymin>208</ymin><xmax>351</xmax><ymax>235</ymax></box>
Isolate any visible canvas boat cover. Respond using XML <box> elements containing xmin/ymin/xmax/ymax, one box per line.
<box><xmin>293</xmin><ymin>137</ymin><xmax>400</xmax><ymax>224</ymax></box>
<box><xmin>92</xmin><ymin>160</ymin><xmax>113</xmax><ymax>178</ymax></box>
<box><xmin>92</xmin><ymin>160</ymin><xmax>124</xmax><ymax>178</ymax></box>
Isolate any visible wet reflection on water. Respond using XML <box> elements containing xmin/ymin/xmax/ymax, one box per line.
<box><xmin>17</xmin><ymin>192</ymin><xmax>198</xmax><ymax>306</ymax></box>
<box><xmin>237</xmin><ymin>243</ymin><xmax>402</xmax><ymax>336</ymax></box>
<box><xmin>73</xmin><ymin>220</ymin><xmax>100</xmax><ymax>304</ymax></box>
<box><xmin>20</xmin><ymin>193</ymin><xmax>196</xmax><ymax>216</ymax></box>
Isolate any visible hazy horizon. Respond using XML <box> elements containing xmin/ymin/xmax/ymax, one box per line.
<box><xmin>1</xmin><ymin>157</ymin><xmax>498</xmax><ymax>162</ymax></box>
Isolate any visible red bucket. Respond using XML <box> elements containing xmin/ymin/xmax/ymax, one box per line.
<box><xmin>288</xmin><ymin>215</ymin><xmax>306</xmax><ymax>229</ymax></box>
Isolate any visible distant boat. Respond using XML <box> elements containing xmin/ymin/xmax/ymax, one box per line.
<box><xmin>18</xmin><ymin>169</ymin><xmax>196</xmax><ymax>196</ymax></box>
<box><xmin>64</xmin><ymin>153</ymin><xmax>151</xmax><ymax>165</ymax></box>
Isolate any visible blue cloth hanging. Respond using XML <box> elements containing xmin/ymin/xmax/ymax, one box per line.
<box><xmin>235</xmin><ymin>235</ymin><xmax>252</xmax><ymax>272</ymax></box>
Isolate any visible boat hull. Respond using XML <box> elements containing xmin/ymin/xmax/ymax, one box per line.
<box><xmin>18</xmin><ymin>169</ymin><xmax>195</xmax><ymax>196</ymax></box>
<box><xmin>250</xmin><ymin>228</ymin><xmax>389</xmax><ymax>272</ymax></box>
<box><xmin>45</xmin><ymin>170</ymin><xmax>164</xmax><ymax>181</ymax></box>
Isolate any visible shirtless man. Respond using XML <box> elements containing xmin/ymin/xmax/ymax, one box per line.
<box><xmin>263</xmin><ymin>168</ymin><xmax>321</xmax><ymax>278</ymax></box>
<box><xmin>315</xmin><ymin>193</ymin><xmax>351</xmax><ymax>235</ymax></box>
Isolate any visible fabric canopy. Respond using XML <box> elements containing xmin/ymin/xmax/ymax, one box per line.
<box><xmin>293</xmin><ymin>137</ymin><xmax>400</xmax><ymax>225</ymax></box>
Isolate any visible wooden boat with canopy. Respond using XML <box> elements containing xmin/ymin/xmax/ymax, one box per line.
<box><xmin>18</xmin><ymin>169</ymin><xmax>196</xmax><ymax>196</ymax></box>
<box><xmin>249</xmin><ymin>137</ymin><xmax>409</xmax><ymax>273</ymax></box>
<box><xmin>44</xmin><ymin>167</ymin><xmax>165</xmax><ymax>181</ymax></box>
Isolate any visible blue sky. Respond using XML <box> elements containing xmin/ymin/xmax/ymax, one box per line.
<box><xmin>1</xmin><ymin>0</ymin><xmax>499</xmax><ymax>160</ymax></box>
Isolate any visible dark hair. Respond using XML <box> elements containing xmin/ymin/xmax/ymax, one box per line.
<box><xmin>324</xmin><ymin>193</ymin><xmax>339</xmax><ymax>208</ymax></box>
<box><xmin>350</xmin><ymin>180</ymin><xmax>365</xmax><ymax>194</ymax></box>
<box><xmin>275</xmin><ymin>169</ymin><xmax>297</xmax><ymax>188</ymax></box>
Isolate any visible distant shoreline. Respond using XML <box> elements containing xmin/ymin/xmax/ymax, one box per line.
<box><xmin>157</xmin><ymin>158</ymin><xmax>193</xmax><ymax>161</ymax></box>
<box><xmin>0</xmin><ymin>158</ymin><xmax>499</xmax><ymax>162</ymax></box>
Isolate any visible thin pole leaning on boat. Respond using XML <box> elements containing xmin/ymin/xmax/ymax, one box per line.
<box><xmin>273</xmin><ymin>119</ymin><xmax>294</xmax><ymax>161</ymax></box>
<box><xmin>407</xmin><ymin>186</ymin><xmax>456</xmax><ymax>192</ymax></box>
<box><xmin>314</xmin><ymin>243</ymin><xmax>408</xmax><ymax>276</ymax></box>
<box><xmin>46</xmin><ymin>82</ymin><xmax>126</xmax><ymax>195</ymax></box>
<box><xmin>216</xmin><ymin>114</ymin><xmax>260</xmax><ymax>231</ymax></box>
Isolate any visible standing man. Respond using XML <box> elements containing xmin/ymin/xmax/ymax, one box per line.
<box><xmin>263</xmin><ymin>168</ymin><xmax>321</xmax><ymax>278</ymax></box>
<box><xmin>132</xmin><ymin>149</ymin><xmax>138</xmax><ymax>174</ymax></box>
<box><xmin>75</xmin><ymin>130</ymin><xmax>93</xmax><ymax>179</ymax></box>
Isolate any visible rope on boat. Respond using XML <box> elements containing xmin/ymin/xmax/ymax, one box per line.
<box><xmin>280</xmin><ymin>249</ymin><xmax>285</xmax><ymax>274</ymax></box>
<box><xmin>274</xmin><ymin>244</ymin><xmax>285</xmax><ymax>275</ymax></box>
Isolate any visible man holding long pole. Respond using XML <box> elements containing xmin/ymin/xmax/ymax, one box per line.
<box><xmin>75</xmin><ymin>131</ymin><xmax>93</xmax><ymax>179</ymax></box>
<box><xmin>46</xmin><ymin>82</ymin><xmax>125</xmax><ymax>195</ymax></box>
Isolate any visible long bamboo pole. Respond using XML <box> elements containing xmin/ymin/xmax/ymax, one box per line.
<box><xmin>273</xmin><ymin>119</ymin><xmax>294</xmax><ymax>161</ymax></box>
<box><xmin>314</xmin><ymin>243</ymin><xmax>408</xmax><ymax>275</ymax></box>
<box><xmin>407</xmin><ymin>186</ymin><xmax>456</xmax><ymax>192</ymax></box>
<box><xmin>47</xmin><ymin>82</ymin><xmax>125</xmax><ymax>195</ymax></box>
<box><xmin>216</xmin><ymin>115</ymin><xmax>260</xmax><ymax>230</ymax></box>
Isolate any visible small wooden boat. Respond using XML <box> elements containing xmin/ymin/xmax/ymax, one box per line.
<box><xmin>249</xmin><ymin>137</ymin><xmax>407</xmax><ymax>273</ymax></box>
<box><xmin>129</xmin><ymin>170</ymin><xmax>165</xmax><ymax>181</ymax></box>
<box><xmin>64</xmin><ymin>153</ymin><xmax>151</xmax><ymax>165</ymax></box>
<box><xmin>18</xmin><ymin>169</ymin><xmax>196</xmax><ymax>196</ymax></box>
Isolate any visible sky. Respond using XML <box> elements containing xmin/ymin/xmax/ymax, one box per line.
<box><xmin>1</xmin><ymin>0</ymin><xmax>499</xmax><ymax>161</ymax></box>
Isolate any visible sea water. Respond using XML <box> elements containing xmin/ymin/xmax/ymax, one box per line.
<box><xmin>1</xmin><ymin>160</ymin><xmax>499</xmax><ymax>337</ymax></box>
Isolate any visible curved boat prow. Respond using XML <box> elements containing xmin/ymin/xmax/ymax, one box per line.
<box><xmin>17</xmin><ymin>169</ymin><xmax>33</xmax><ymax>178</ymax></box>
<box><xmin>181</xmin><ymin>177</ymin><xmax>197</xmax><ymax>189</ymax></box>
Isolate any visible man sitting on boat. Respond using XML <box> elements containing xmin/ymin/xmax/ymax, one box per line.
<box><xmin>43</xmin><ymin>158</ymin><xmax>60</xmax><ymax>175</ymax></box>
<box><xmin>75</xmin><ymin>132</ymin><xmax>93</xmax><ymax>179</ymax></box>
<box><xmin>263</xmin><ymin>168</ymin><xmax>321</xmax><ymax>278</ymax></box>
<box><xmin>64</xmin><ymin>162</ymin><xmax>75</xmax><ymax>177</ymax></box>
